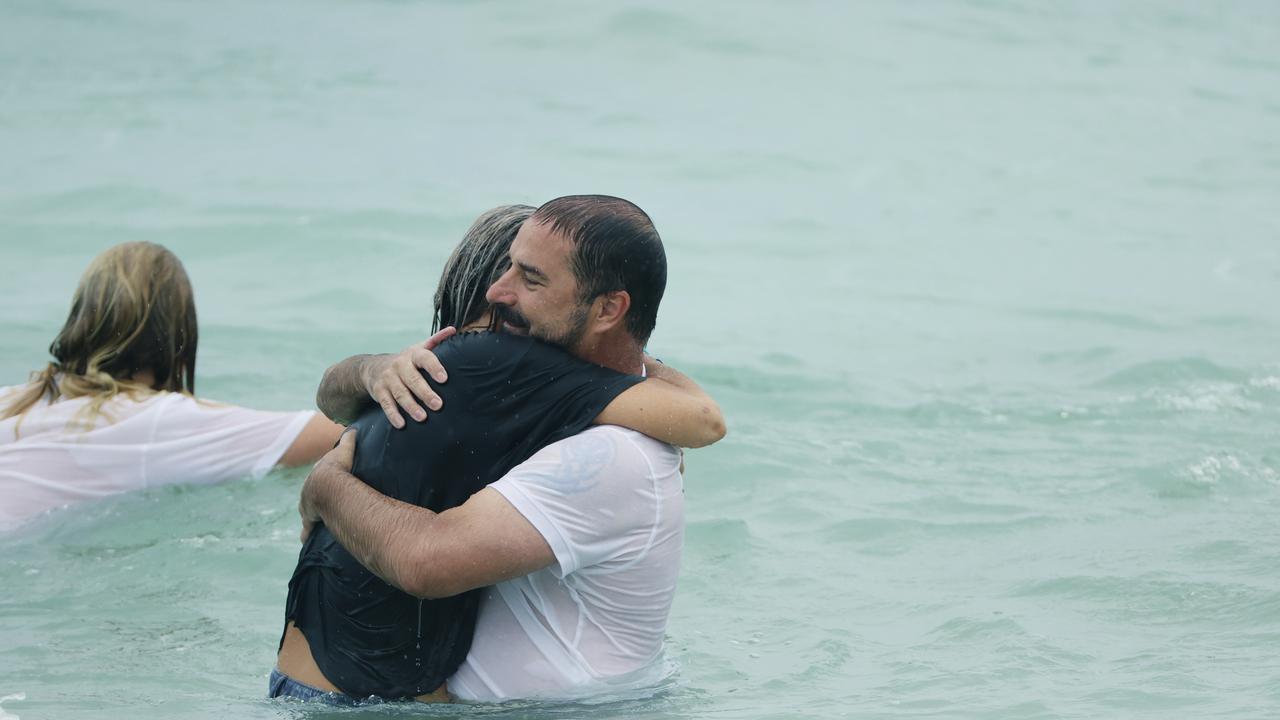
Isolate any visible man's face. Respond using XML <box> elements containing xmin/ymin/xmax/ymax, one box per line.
<box><xmin>486</xmin><ymin>219</ymin><xmax>592</xmax><ymax>351</ymax></box>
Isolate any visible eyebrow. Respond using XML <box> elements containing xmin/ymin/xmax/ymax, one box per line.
<box><xmin>516</xmin><ymin>261</ymin><xmax>548</xmax><ymax>282</ymax></box>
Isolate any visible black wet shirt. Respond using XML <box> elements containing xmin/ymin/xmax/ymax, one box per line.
<box><xmin>281</xmin><ymin>332</ymin><xmax>643</xmax><ymax>699</ymax></box>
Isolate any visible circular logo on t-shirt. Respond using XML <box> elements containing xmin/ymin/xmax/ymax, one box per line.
<box><xmin>546</xmin><ymin>431</ymin><xmax>616</xmax><ymax>495</ymax></box>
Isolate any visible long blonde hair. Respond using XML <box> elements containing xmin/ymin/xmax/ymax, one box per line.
<box><xmin>2</xmin><ymin>242</ymin><xmax>198</xmax><ymax>424</ymax></box>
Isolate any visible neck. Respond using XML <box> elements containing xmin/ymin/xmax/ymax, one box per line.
<box><xmin>573</xmin><ymin>333</ymin><xmax>644</xmax><ymax>375</ymax></box>
<box><xmin>129</xmin><ymin>369</ymin><xmax>157</xmax><ymax>389</ymax></box>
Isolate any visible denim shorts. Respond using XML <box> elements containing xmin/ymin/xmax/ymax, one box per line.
<box><xmin>268</xmin><ymin>668</ymin><xmax>362</xmax><ymax>706</ymax></box>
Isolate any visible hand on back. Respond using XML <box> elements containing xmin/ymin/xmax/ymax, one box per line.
<box><xmin>363</xmin><ymin>327</ymin><xmax>456</xmax><ymax>428</ymax></box>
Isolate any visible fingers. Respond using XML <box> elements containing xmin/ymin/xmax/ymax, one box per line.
<box><xmin>423</xmin><ymin>326</ymin><xmax>456</xmax><ymax>351</ymax></box>
<box><xmin>298</xmin><ymin>485</ymin><xmax>318</xmax><ymax>541</ymax></box>
<box><xmin>375</xmin><ymin>389</ymin><xmax>406</xmax><ymax>429</ymax></box>
<box><xmin>398</xmin><ymin>354</ymin><xmax>443</xmax><ymax>408</ymax></box>
<box><xmin>372</xmin><ymin>338</ymin><xmax>452</xmax><ymax>428</ymax></box>
<box><xmin>387</xmin><ymin>370</ymin><xmax>429</xmax><ymax>423</ymax></box>
<box><xmin>332</xmin><ymin>428</ymin><xmax>357</xmax><ymax>470</ymax></box>
<box><xmin>410</xmin><ymin>346</ymin><xmax>447</xmax><ymax>384</ymax></box>
<box><xmin>298</xmin><ymin>431</ymin><xmax>355</xmax><ymax>540</ymax></box>
<box><xmin>373</xmin><ymin>352</ymin><xmax>425</xmax><ymax>427</ymax></box>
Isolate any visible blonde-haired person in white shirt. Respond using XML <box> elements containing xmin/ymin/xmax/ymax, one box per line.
<box><xmin>0</xmin><ymin>241</ymin><xmax>342</xmax><ymax>531</ymax></box>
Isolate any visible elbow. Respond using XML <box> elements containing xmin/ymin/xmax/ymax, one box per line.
<box><xmin>711</xmin><ymin>414</ymin><xmax>727</xmax><ymax>443</ymax></box>
<box><xmin>399</xmin><ymin>549</ymin><xmax>467</xmax><ymax>600</ymax></box>
<box><xmin>706</xmin><ymin>415</ymin><xmax>728</xmax><ymax>446</ymax></box>
<box><xmin>403</xmin><ymin>576</ymin><xmax>466</xmax><ymax>601</ymax></box>
<box><xmin>689</xmin><ymin>405</ymin><xmax>727</xmax><ymax>448</ymax></box>
<box><xmin>315</xmin><ymin>365</ymin><xmax>346</xmax><ymax>424</ymax></box>
<box><xmin>402</xmin><ymin>578</ymin><xmax>444</xmax><ymax>601</ymax></box>
<box><xmin>399</xmin><ymin>563</ymin><xmax>443</xmax><ymax>600</ymax></box>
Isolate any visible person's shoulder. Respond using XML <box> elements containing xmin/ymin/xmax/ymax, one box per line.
<box><xmin>147</xmin><ymin>390</ymin><xmax>205</xmax><ymax>409</ymax></box>
<box><xmin>433</xmin><ymin>330</ymin><xmax>536</xmax><ymax>365</ymax></box>
<box><xmin>147</xmin><ymin>392</ymin><xmax>253</xmax><ymax>421</ymax></box>
<box><xmin>585</xmin><ymin>425</ymin><xmax>676</xmax><ymax>447</ymax></box>
<box><xmin>574</xmin><ymin>426</ymin><xmax>680</xmax><ymax>470</ymax></box>
<box><xmin>0</xmin><ymin>385</ymin><xmax>22</xmax><ymax>406</ymax></box>
<box><xmin>435</xmin><ymin>332</ymin><xmax>603</xmax><ymax>379</ymax></box>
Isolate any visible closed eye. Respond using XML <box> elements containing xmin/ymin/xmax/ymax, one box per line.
<box><xmin>517</xmin><ymin>262</ymin><xmax>547</xmax><ymax>288</ymax></box>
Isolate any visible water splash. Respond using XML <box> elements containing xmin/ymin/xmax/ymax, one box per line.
<box><xmin>0</xmin><ymin>693</ymin><xmax>25</xmax><ymax>720</ymax></box>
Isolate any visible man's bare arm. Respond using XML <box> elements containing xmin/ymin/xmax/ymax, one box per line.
<box><xmin>315</xmin><ymin>327</ymin><xmax>456</xmax><ymax>427</ymax></box>
<box><xmin>299</xmin><ymin>430</ymin><xmax>554</xmax><ymax>599</ymax></box>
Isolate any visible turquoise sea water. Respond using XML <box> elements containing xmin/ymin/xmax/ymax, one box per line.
<box><xmin>3</xmin><ymin>1</ymin><xmax>1280</xmax><ymax>718</ymax></box>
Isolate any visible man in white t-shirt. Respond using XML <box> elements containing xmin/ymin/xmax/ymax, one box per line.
<box><xmin>296</xmin><ymin>195</ymin><xmax>687</xmax><ymax>701</ymax></box>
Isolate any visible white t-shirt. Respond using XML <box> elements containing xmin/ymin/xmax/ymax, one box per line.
<box><xmin>448</xmin><ymin>426</ymin><xmax>685</xmax><ymax>702</ymax></box>
<box><xmin>0</xmin><ymin>384</ymin><xmax>314</xmax><ymax>531</ymax></box>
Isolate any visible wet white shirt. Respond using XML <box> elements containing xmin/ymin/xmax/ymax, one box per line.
<box><xmin>0</xmin><ymin>384</ymin><xmax>313</xmax><ymax>531</ymax></box>
<box><xmin>448</xmin><ymin>426</ymin><xmax>685</xmax><ymax>702</ymax></box>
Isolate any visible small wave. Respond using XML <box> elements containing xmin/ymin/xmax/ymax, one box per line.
<box><xmin>6</xmin><ymin>184</ymin><xmax>184</xmax><ymax>216</ymax></box>
<box><xmin>926</xmin><ymin>615</ymin><xmax>1025</xmax><ymax>643</ymax></box>
<box><xmin>1037</xmin><ymin>345</ymin><xmax>1118</xmax><ymax>366</ymax></box>
<box><xmin>685</xmin><ymin>518</ymin><xmax>753</xmax><ymax>546</ymax></box>
<box><xmin>601</xmin><ymin>9</ymin><xmax>767</xmax><ymax>56</ymax></box>
<box><xmin>0</xmin><ymin>693</ymin><xmax>24</xmax><ymax>720</ymax></box>
<box><xmin>1150</xmin><ymin>383</ymin><xmax>1261</xmax><ymax>413</ymax></box>
<box><xmin>817</xmin><ymin>514</ymin><xmax>1052</xmax><ymax>547</ymax></box>
<box><xmin>1095</xmin><ymin>357</ymin><xmax>1243</xmax><ymax>388</ymax></box>
<box><xmin>690</xmin><ymin>362</ymin><xmax>830</xmax><ymax>397</ymax></box>
<box><xmin>1250</xmin><ymin>375</ymin><xmax>1280</xmax><ymax>391</ymax></box>
<box><xmin>1019</xmin><ymin>307</ymin><xmax>1169</xmax><ymax>332</ymax></box>
<box><xmin>1011</xmin><ymin>575</ymin><xmax>1276</xmax><ymax>627</ymax></box>
<box><xmin>1185</xmin><ymin>453</ymin><xmax>1278</xmax><ymax>487</ymax></box>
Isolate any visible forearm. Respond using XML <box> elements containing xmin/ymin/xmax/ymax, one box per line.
<box><xmin>644</xmin><ymin>355</ymin><xmax>709</xmax><ymax>397</ymax></box>
<box><xmin>301</xmin><ymin>430</ymin><xmax>556</xmax><ymax>600</ymax></box>
<box><xmin>316</xmin><ymin>354</ymin><xmax>386</xmax><ymax>424</ymax></box>
<box><xmin>645</xmin><ymin>356</ymin><xmax>726</xmax><ymax>434</ymax></box>
<box><xmin>597</xmin><ymin>357</ymin><xmax>726</xmax><ymax>447</ymax></box>
<box><xmin>304</xmin><ymin>466</ymin><xmax>442</xmax><ymax>596</ymax></box>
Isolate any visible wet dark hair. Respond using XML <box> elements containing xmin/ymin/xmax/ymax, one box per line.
<box><xmin>529</xmin><ymin>195</ymin><xmax>666</xmax><ymax>344</ymax></box>
<box><xmin>433</xmin><ymin>205</ymin><xmax>536</xmax><ymax>333</ymax></box>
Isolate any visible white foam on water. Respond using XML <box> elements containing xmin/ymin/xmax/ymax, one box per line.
<box><xmin>1249</xmin><ymin>376</ymin><xmax>1280</xmax><ymax>391</ymax></box>
<box><xmin>1187</xmin><ymin>455</ymin><xmax>1241</xmax><ymax>485</ymax></box>
<box><xmin>1186</xmin><ymin>454</ymin><xmax>1279</xmax><ymax>486</ymax></box>
<box><xmin>0</xmin><ymin>692</ymin><xmax>25</xmax><ymax>720</ymax></box>
<box><xmin>1152</xmin><ymin>383</ymin><xmax>1260</xmax><ymax>413</ymax></box>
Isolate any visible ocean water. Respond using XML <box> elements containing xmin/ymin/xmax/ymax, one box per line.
<box><xmin>2</xmin><ymin>1</ymin><xmax>1279</xmax><ymax>718</ymax></box>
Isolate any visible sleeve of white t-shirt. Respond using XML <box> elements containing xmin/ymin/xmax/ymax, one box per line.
<box><xmin>140</xmin><ymin>394</ymin><xmax>315</xmax><ymax>489</ymax></box>
<box><xmin>490</xmin><ymin>426</ymin><xmax>677</xmax><ymax>576</ymax></box>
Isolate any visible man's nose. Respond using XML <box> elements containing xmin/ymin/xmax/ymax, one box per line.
<box><xmin>486</xmin><ymin>269</ymin><xmax>515</xmax><ymax>305</ymax></box>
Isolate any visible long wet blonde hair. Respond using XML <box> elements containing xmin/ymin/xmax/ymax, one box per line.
<box><xmin>1</xmin><ymin>242</ymin><xmax>198</xmax><ymax>424</ymax></box>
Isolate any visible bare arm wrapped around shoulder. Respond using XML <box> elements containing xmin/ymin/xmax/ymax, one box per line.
<box><xmin>593</xmin><ymin>355</ymin><xmax>726</xmax><ymax>448</ymax></box>
<box><xmin>320</xmin><ymin>331</ymin><xmax>725</xmax><ymax>448</ymax></box>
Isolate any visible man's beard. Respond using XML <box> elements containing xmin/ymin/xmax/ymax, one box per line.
<box><xmin>496</xmin><ymin>303</ymin><xmax>590</xmax><ymax>351</ymax></box>
<box><xmin>495</xmin><ymin>304</ymin><xmax>531</xmax><ymax>333</ymax></box>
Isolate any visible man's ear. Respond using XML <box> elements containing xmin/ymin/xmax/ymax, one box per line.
<box><xmin>592</xmin><ymin>290</ymin><xmax>631</xmax><ymax>333</ymax></box>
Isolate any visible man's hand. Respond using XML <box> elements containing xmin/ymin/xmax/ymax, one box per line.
<box><xmin>364</xmin><ymin>327</ymin><xmax>457</xmax><ymax>429</ymax></box>
<box><xmin>299</xmin><ymin>429</ymin><xmax>358</xmax><ymax>542</ymax></box>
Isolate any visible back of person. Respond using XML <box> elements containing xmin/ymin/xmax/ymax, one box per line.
<box><xmin>282</xmin><ymin>332</ymin><xmax>642</xmax><ymax>699</ymax></box>
<box><xmin>0</xmin><ymin>386</ymin><xmax>313</xmax><ymax>531</ymax></box>
<box><xmin>449</xmin><ymin>426</ymin><xmax>685</xmax><ymax>701</ymax></box>
<box><xmin>0</xmin><ymin>241</ymin><xmax>340</xmax><ymax>531</ymax></box>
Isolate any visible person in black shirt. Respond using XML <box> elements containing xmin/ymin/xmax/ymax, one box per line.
<box><xmin>274</xmin><ymin>205</ymin><xmax>724</xmax><ymax>702</ymax></box>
